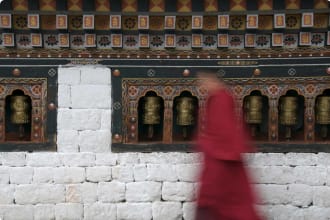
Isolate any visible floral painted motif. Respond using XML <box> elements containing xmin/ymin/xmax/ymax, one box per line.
<box><xmin>268</xmin><ymin>85</ymin><xmax>279</xmax><ymax>96</ymax></box>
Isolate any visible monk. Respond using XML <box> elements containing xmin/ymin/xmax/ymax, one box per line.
<box><xmin>195</xmin><ymin>72</ymin><xmax>263</xmax><ymax>220</ymax></box>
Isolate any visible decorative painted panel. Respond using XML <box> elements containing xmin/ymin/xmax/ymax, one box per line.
<box><xmin>149</xmin><ymin>0</ymin><xmax>165</xmax><ymax>12</ymax></box>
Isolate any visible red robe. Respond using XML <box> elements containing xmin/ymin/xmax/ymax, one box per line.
<box><xmin>196</xmin><ymin>88</ymin><xmax>262</xmax><ymax>220</ymax></box>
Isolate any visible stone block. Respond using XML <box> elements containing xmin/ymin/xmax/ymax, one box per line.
<box><xmin>78</xmin><ymin>130</ymin><xmax>111</xmax><ymax>152</ymax></box>
<box><xmin>112</xmin><ymin>165</ymin><xmax>134</xmax><ymax>182</ymax></box>
<box><xmin>287</xmin><ymin>184</ymin><xmax>313</xmax><ymax>207</ymax></box>
<box><xmin>152</xmin><ymin>201</ymin><xmax>182</xmax><ymax>220</ymax></box>
<box><xmin>34</xmin><ymin>204</ymin><xmax>55</xmax><ymax>220</ymax></box>
<box><xmin>183</xmin><ymin>202</ymin><xmax>196</xmax><ymax>220</ymax></box>
<box><xmin>33</xmin><ymin>167</ymin><xmax>54</xmax><ymax>183</ymax></box>
<box><xmin>15</xmin><ymin>184</ymin><xmax>65</xmax><ymax>204</ymax></box>
<box><xmin>0</xmin><ymin>184</ymin><xmax>14</xmax><ymax>204</ymax></box>
<box><xmin>9</xmin><ymin>167</ymin><xmax>33</xmax><ymax>184</ymax></box>
<box><xmin>80</xmin><ymin>66</ymin><xmax>111</xmax><ymax>85</ymax></box>
<box><xmin>95</xmin><ymin>153</ymin><xmax>117</xmax><ymax>166</ymax></box>
<box><xmin>117</xmin><ymin>203</ymin><xmax>152</xmax><ymax>220</ymax></box>
<box><xmin>60</xmin><ymin>153</ymin><xmax>95</xmax><ymax>167</ymax></box>
<box><xmin>71</xmin><ymin>85</ymin><xmax>110</xmax><ymax>109</ymax></box>
<box><xmin>126</xmin><ymin>182</ymin><xmax>162</xmax><ymax>202</ymax></box>
<box><xmin>313</xmin><ymin>186</ymin><xmax>330</xmax><ymax>207</ymax></box>
<box><xmin>0</xmin><ymin>167</ymin><xmax>9</xmax><ymax>184</ymax></box>
<box><xmin>175</xmin><ymin>163</ymin><xmax>201</xmax><ymax>182</ymax></box>
<box><xmin>53</xmin><ymin>167</ymin><xmax>85</xmax><ymax>184</ymax></box>
<box><xmin>86</xmin><ymin>166</ymin><xmax>111</xmax><ymax>182</ymax></box>
<box><xmin>58</xmin><ymin>85</ymin><xmax>71</xmax><ymax>108</ymax></box>
<box><xmin>2</xmin><ymin>152</ymin><xmax>26</xmax><ymax>167</ymax></box>
<box><xmin>55</xmin><ymin>203</ymin><xmax>83</xmax><ymax>220</ymax></box>
<box><xmin>58</xmin><ymin>67</ymin><xmax>81</xmax><ymax>85</ymax></box>
<box><xmin>98</xmin><ymin>181</ymin><xmax>125</xmax><ymax>202</ymax></box>
<box><xmin>0</xmin><ymin>205</ymin><xmax>34</xmax><ymax>220</ymax></box>
<box><xmin>26</xmin><ymin>153</ymin><xmax>62</xmax><ymax>167</ymax></box>
<box><xmin>84</xmin><ymin>203</ymin><xmax>117</xmax><ymax>220</ymax></box>
<box><xmin>162</xmin><ymin>182</ymin><xmax>195</xmax><ymax>202</ymax></box>
<box><xmin>147</xmin><ymin>164</ymin><xmax>178</xmax><ymax>182</ymax></box>
<box><xmin>133</xmin><ymin>164</ymin><xmax>148</xmax><ymax>181</ymax></box>
<box><xmin>70</xmin><ymin>109</ymin><xmax>102</xmax><ymax>130</ymax></box>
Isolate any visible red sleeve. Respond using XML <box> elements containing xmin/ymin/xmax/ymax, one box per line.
<box><xmin>198</xmin><ymin>90</ymin><xmax>252</xmax><ymax>161</ymax></box>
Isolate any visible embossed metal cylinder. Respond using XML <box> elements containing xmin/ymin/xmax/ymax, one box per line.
<box><xmin>176</xmin><ymin>97</ymin><xmax>195</xmax><ymax>126</ymax></box>
<box><xmin>143</xmin><ymin>96</ymin><xmax>161</xmax><ymax>139</ymax></box>
<box><xmin>316</xmin><ymin>96</ymin><xmax>330</xmax><ymax>139</ymax></box>
<box><xmin>316</xmin><ymin>96</ymin><xmax>330</xmax><ymax>125</ymax></box>
<box><xmin>142</xmin><ymin>96</ymin><xmax>161</xmax><ymax>125</ymax></box>
<box><xmin>10</xmin><ymin>96</ymin><xmax>30</xmax><ymax>124</ymax></box>
<box><xmin>279</xmin><ymin>96</ymin><xmax>298</xmax><ymax>126</ymax></box>
<box><xmin>244</xmin><ymin>96</ymin><xmax>263</xmax><ymax>124</ymax></box>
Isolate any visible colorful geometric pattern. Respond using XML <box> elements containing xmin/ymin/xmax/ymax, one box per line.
<box><xmin>230</xmin><ymin>0</ymin><xmax>246</xmax><ymax>11</ymax></box>
<box><xmin>16</xmin><ymin>34</ymin><xmax>31</xmax><ymax>48</ymax></box>
<box><xmin>95</xmin><ymin>15</ymin><xmax>109</xmax><ymax>30</ymax></box>
<box><xmin>192</xmin><ymin>16</ymin><xmax>203</xmax><ymax>29</ymax></box>
<box><xmin>123</xmin><ymin>35</ymin><xmax>139</xmax><ymax>49</ymax></box>
<box><xmin>314</xmin><ymin>0</ymin><xmax>328</xmax><ymax>9</ymax></box>
<box><xmin>28</xmin><ymin>14</ymin><xmax>39</xmax><ymax>29</ymax></box>
<box><xmin>122</xmin><ymin>0</ymin><xmax>138</xmax><ymax>12</ymax></box>
<box><xmin>69</xmin><ymin>15</ymin><xmax>83</xmax><ymax>30</ymax></box>
<box><xmin>302</xmin><ymin>13</ymin><xmax>313</xmax><ymax>27</ymax></box>
<box><xmin>272</xmin><ymin>33</ymin><xmax>284</xmax><ymax>46</ymax></box>
<box><xmin>12</xmin><ymin>0</ymin><xmax>28</xmax><ymax>11</ymax></box>
<box><xmin>245</xmin><ymin>34</ymin><xmax>255</xmax><ymax>47</ymax></box>
<box><xmin>41</xmin><ymin>15</ymin><xmax>56</xmax><ymax>30</ymax></box>
<box><xmin>70</xmin><ymin>34</ymin><xmax>84</xmax><ymax>49</ymax></box>
<box><xmin>274</xmin><ymin>14</ymin><xmax>286</xmax><ymax>28</ymax></box>
<box><xmin>203</xmin><ymin>16</ymin><xmax>217</xmax><ymax>30</ymax></box>
<box><xmin>97</xmin><ymin>35</ymin><xmax>111</xmax><ymax>48</ymax></box>
<box><xmin>44</xmin><ymin>34</ymin><xmax>59</xmax><ymax>48</ymax></box>
<box><xmin>176</xmin><ymin>16</ymin><xmax>191</xmax><ymax>31</ymax></box>
<box><xmin>149</xmin><ymin>16</ymin><xmax>164</xmax><ymax>30</ymax></box>
<box><xmin>229</xmin><ymin>15</ymin><xmax>245</xmax><ymax>30</ymax></box>
<box><xmin>311</xmin><ymin>33</ymin><xmax>325</xmax><ymax>47</ymax></box>
<box><xmin>139</xmin><ymin>34</ymin><xmax>149</xmax><ymax>48</ymax></box>
<box><xmin>56</xmin><ymin>15</ymin><xmax>67</xmax><ymax>29</ymax></box>
<box><xmin>95</xmin><ymin>0</ymin><xmax>110</xmax><ymax>12</ymax></box>
<box><xmin>0</xmin><ymin>14</ymin><xmax>11</xmax><ymax>28</ymax></box>
<box><xmin>246</xmin><ymin>15</ymin><xmax>258</xmax><ymax>29</ymax></box>
<box><xmin>13</xmin><ymin>15</ymin><xmax>28</xmax><ymax>29</ymax></box>
<box><xmin>31</xmin><ymin>33</ymin><xmax>42</xmax><ymax>47</ymax></box>
<box><xmin>39</xmin><ymin>0</ymin><xmax>56</xmax><ymax>11</ymax></box>
<box><xmin>176</xmin><ymin>35</ymin><xmax>191</xmax><ymax>50</ymax></box>
<box><xmin>192</xmin><ymin>34</ymin><xmax>202</xmax><ymax>48</ymax></box>
<box><xmin>285</xmin><ymin>0</ymin><xmax>300</xmax><ymax>9</ymax></box>
<box><xmin>204</xmin><ymin>0</ymin><xmax>218</xmax><ymax>12</ymax></box>
<box><xmin>299</xmin><ymin>32</ymin><xmax>311</xmax><ymax>46</ymax></box>
<box><xmin>258</xmin><ymin>15</ymin><xmax>273</xmax><ymax>30</ymax></box>
<box><xmin>229</xmin><ymin>35</ymin><xmax>244</xmax><ymax>48</ymax></box>
<box><xmin>122</xmin><ymin>16</ymin><xmax>138</xmax><ymax>30</ymax></box>
<box><xmin>68</xmin><ymin>0</ymin><xmax>83</xmax><ymax>11</ymax></box>
<box><xmin>85</xmin><ymin>34</ymin><xmax>96</xmax><ymax>47</ymax></box>
<box><xmin>314</xmin><ymin>14</ymin><xmax>328</xmax><ymax>28</ymax></box>
<box><xmin>149</xmin><ymin>0</ymin><xmax>165</xmax><ymax>12</ymax></box>
<box><xmin>83</xmin><ymin>15</ymin><xmax>94</xmax><ymax>29</ymax></box>
<box><xmin>258</xmin><ymin>0</ymin><xmax>272</xmax><ymax>10</ymax></box>
<box><xmin>286</xmin><ymin>14</ymin><xmax>300</xmax><ymax>29</ymax></box>
<box><xmin>255</xmin><ymin>35</ymin><xmax>271</xmax><ymax>49</ymax></box>
<box><xmin>177</xmin><ymin>0</ymin><xmax>192</xmax><ymax>12</ymax></box>
<box><xmin>283</xmin><ymin>34</ymin><xmax>298</xmax><ymax>48</ymax></box>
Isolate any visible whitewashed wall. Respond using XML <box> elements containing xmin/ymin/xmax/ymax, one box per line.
<box><xmin>0</xmin><ymin>65</ymin><xmax>330</xmax><ymax>220</ymax></box>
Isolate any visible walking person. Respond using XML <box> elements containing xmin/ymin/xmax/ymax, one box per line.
<box><xmin>195</xmin><ymin>71</ymin><xmax>263</xmax><ymax>220</ymax></box>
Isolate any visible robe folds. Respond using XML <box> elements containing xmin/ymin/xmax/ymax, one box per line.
<box><xmin>196</xmin><ymin>88</ymin><xmax>263</xmax><ymax>220</ymax></box>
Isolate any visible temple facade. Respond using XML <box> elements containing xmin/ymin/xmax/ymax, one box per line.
<box><xmin>0</xmin><ymin>0</ymin><xmax>330</xmax><ymax>219</ymax></box>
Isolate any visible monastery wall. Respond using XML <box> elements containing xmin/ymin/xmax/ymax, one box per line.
<box><xmin>0</xmin><ymin>66</ymin><xmax>330</xmax><ymax>220</ymax></box>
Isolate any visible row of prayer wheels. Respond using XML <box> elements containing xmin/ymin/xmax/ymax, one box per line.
<box><xmin>244</xmin><ymin>95</ymin><xmax>330</xmax><ymax>139</ymax></box>
<box><xmin>141</xmin><ymin>94</ymin><xmax>330</xmax><ymax>141</ymax></box>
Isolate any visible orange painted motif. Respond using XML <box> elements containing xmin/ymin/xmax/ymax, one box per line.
<box><xmin>149</xmin><ymin>0</ymin><xmax>165</xmax><ymax>12</ymax></box>
<box><xmin>0</xmin><ymin>14</ymin><xmax>11</xmax><ymax>28</ymax></box>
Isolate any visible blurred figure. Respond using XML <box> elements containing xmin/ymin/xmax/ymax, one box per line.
<box><xmin>195</xmin><ymin>71</ymin><xmax>263</xmax><ymax>220</ymax></box>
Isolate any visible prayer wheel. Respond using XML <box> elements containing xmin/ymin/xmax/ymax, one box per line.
<box><xmin>176</xmin><ymin>97</ymin><xmax>196</xmax><ymax>139</ymax></box>
<box><xmin>316</xmin><ymin>96</ymin><xmax>330</xmax><ymax>139</ymax></box>
<box><xmin>279</xmin><ymin>96</ymin><xmax>298</xmax><ymax>139</ymax></box>
<box><xmin>142</xmin><ymin>96</ymin><xmax>161</xmax><ymax>139</ymax></box>
<box><xmin>244</xmin><ymin>96</ymin><xmax>263</xmax><ymax>137</ymax></box>
<box><xmin>10</xmin><ymin>95</ymin><xmax>30</xmax><ymax>139</ymax></box>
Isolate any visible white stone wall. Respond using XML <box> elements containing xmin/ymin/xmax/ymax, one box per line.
<box><xmin>0</xmin><ymin>65</ymin><xmax>330</xmax><ymax>220</ymax></box>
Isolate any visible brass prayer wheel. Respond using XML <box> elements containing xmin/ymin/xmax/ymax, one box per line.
<box><xmin>244</xmin><ymin>96</ymin><xmax>263</xmax><ymax>124</ymax></box>
<box><xmin>176</xmin><ymin>97</ymin><xmax>196</xmax><ymax>139</ymax></box>
<box><xmin>10</xmin><ymin>96</ymin><xmax>30</xmax><ymax>124</ymax></box>
<box><xmin>279</xmin><ymin>96</ymin><xmax>298</xmax><ymax>139</ymax></box>
<box><xmin>142</xmin><ymin>96</ymin><xmax>161</xmax><ymax>139</ymax></box>
<box><xmin>316</xmin><ymin>96</ymin><xmax>330</xmax><ymax>139</ymax></box>
<box><xmin>176</xmin><ymin>97</ymin><xmax>195</xmax><ymax>126</ymax></box>
<box><xmin>316</xmin><ymin>96</ymin><xmax>330</xmax><ymax>125</ymax></box>
<box><xmin>10</xmin><ymin>95</ymin><xmax>30</xmax><ymax>139</ymax></box>
<box><xmin>280</xmin><ymin>96</ymin><xmax>298</xmax><ymax>126</ymax></box>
